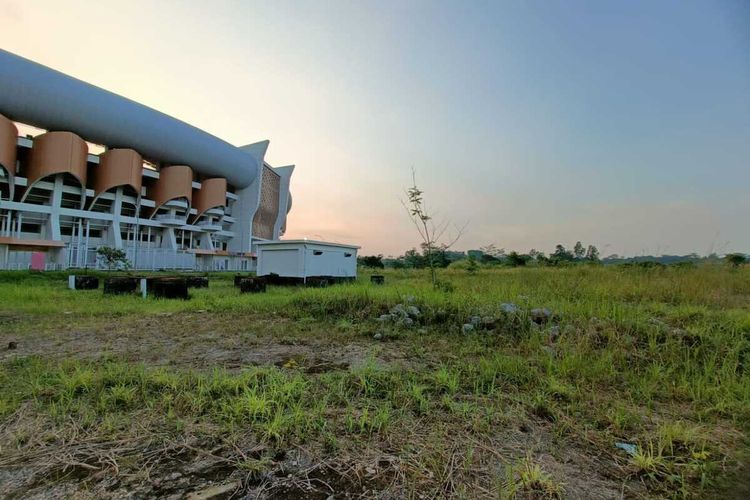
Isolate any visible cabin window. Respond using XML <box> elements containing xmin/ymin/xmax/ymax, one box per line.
<box><xmin>313</xmin><ymin>250</ymin><xmax>323</xmax><ymax>256</ymax></box>
<box><xmin>344</xmin><ymin>253</ymin><xmax>352</xmax><ymax>257</ymax></box>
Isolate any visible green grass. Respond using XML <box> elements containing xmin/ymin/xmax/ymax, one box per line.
<box><xmin>0</xmin><ymin>265</ymin><xmax>748</xmax><ymax>498</ymax></box>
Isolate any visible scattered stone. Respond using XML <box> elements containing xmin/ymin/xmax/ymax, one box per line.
<box><xmin>406</xmin><ymin>305</ymin><xmax>421</xmax><ymax>317</ymax></box>
<box><xmin>379</xmin><ymin>302</ymin><xmax>420</xmax><ymax>327</ymax></box>
<box><xmin>469</xmin><ymin>315</ymin><xmax>482</xmax><ymax>326</ymax></box>
<box><xmin>462</xmin><ymin>323</ymin><xmax>475</xmax><ymax>334</ymax></box>
<box><xmin>549</xmin><ymin>325</ymin><xmax>561</xmax><ymax>342</ymax></box>
<box><xmin>186</xmin><ymin>481</ymin><xmax>239</xmax><ymax>500</ymax></box>
<box><xmin>615</xmin><ymin>442</ymin><xmax>638</xmax><ymax>456</ymax></box>
<box><xmin>481</xmin><ymin>316</ymin><xmax>498</xmax><ymax>330</ymax></box>
<box><xmin>7</xmin><ymin>341</ymin><xmax>17</xmax><ymax>350</ymax></box>
<box><xmin>390</xmin><ymin>304</ymin><xmax>406</xmax><ymax>316</ymax></box>
<box><xmin>500</xmin><ymin>303</ymin><xmax>519</xmax><ymax>314</ymax></box>
<box><xmin>373</xmin><ymin>333</ymin><xmax>383</xmax><ymax>340</ymax></box>
<box><xmin>530</xmin><ymin>308</ymin><xmax>553</xmax><ymax>324</ymax></box>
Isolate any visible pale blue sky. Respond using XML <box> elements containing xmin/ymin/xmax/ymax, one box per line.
<box><xmin>1</xmin><ymin>0</ymin><xmax>748</xmax><ymax>255</ymax></box>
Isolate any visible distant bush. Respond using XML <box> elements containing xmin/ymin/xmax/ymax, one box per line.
<box><xmin>358</xmin><ymin>255</ymin><xmax>385</xmax><ymax>269</ymax></box>
<box><xmin>725</xmin><ymin>253</ymin><xmax>747</xmax><ymax>267</ymax></box>
<box><xmin>620</xmin><ymin>261</ymin><xmax>666</xmax><ymax>270</ymax></box>
<box><xmin>671</xmin><ymin>261</ymin><xmax>696</xmax><ymax>269</ymax></box>
<box><xmin>447</xmin><ymin>258</ymin><xmax>482</xmax><ymax>271</ymax></box>
<box><xmin>507</xmin><ymin>251</ymin><xmax>531</xmax><ymax>267</ymax></box>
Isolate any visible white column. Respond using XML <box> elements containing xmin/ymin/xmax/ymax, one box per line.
<box><xmin>110</xmin><ymin>186</ymin><xmax>123</xmax><ymax>248</ymax></box>
<box><xmin>83</xmin><ymin>219</ymin><xmax>90</xmax><ymax>268</ymax></box>
<box><xmin>77</xmin><ymin>219</ymin><xmax>83</xmax><ymax>267</ymax></box>
<box><xmin>49</xmin><ymin>175</ymin><xmax>63</xmax><ymax>240</ymax></box>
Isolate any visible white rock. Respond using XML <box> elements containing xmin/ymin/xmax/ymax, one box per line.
<box><xmin>500</xmin><ymin>303</ymin><xmax>519</xmax><ymax>314</ymax></box>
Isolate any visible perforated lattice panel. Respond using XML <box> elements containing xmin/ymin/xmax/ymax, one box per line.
<box><xmin>252</xmin><ymin>166</ymin><xmax>280</xmax><ymax>239</ymax></box>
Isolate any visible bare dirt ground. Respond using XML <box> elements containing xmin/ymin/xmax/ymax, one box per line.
<box><xmin>0</xmin><ymin>312</ymin><xmax>693</xmax><ymax>498</ymax></box>
<box><xmin>0</xmin><ymin>312</ymin><xmax>416</xmax><ymax>372</ymax></box>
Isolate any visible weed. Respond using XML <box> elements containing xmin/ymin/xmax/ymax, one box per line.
<box><xmin>0</xmin><ymin>266</ymin><xmax>747</xmax><ymax>498</ymax></box>
<box><xmin>501</xmin><ymin>454</ymin><xmax>564</xmax><ymax>499</ymax></box>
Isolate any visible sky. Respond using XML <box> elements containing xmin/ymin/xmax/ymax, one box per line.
<box><xmin>1</xmin><ymin>0</ymin><xmax>748</xmax><ymax>257</ymax></box>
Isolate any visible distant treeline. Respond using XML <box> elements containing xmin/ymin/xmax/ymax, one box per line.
<box><xmin>358</xmin><ymin>243</ymin><xmax>748</xmax><ymax>269</ymax></box>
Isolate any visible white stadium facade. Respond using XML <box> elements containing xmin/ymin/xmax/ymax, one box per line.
<box><xmin>0</xmin><ymin>49</ymin><xmax>293</xmax><ymax>271</ymax></box>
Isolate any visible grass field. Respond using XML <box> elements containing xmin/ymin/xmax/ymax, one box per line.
<box><xmin>0</xmin><ymin>265</ymin><xmax>748</xmax><ymax>498</ymax></box>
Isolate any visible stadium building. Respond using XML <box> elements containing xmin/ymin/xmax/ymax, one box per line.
<box><xmin>0</xmin><ymin>50</ymin><xmax>293</xmax><ymax>271</ymax></box>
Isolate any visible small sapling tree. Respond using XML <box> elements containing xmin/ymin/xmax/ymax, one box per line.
<box><xmin>97</xmin><ymin>246</ymin><xmax>130</xmax><ymax>271</ymax></box>
<box><xmin>403</xmin><ymin>170</ymin><xmax>466</xmax><ymax>287</ymax></box>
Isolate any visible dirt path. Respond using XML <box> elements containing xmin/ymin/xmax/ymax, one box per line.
<box><xmin>0</xmin><ymin>312</ymin><xmax>419</xmax><ymax>372</ymax></box>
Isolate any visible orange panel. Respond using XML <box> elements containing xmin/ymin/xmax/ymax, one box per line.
<box><xmin>191</xmin><ymin>177</ymin><xmax>226</xmax><ymax>221</ymax></box>
<box><xmin>0</xmin><ymin>114</ymin><xmax>18</xmax><ymax>198</ymax></box>
<box><xmin>147</xmin><ymin>164</ymin><xmax>193</xmax><ymax>216</ymax></box>
<box><xmin>25</xmin><ymin>131</ymin><xmax>88</xmax><ymax>190</ymax></box>
<box><xmin>92</xmin><ymin>148</ymin><xmax>143</xmax><ymax>199</ymax></box>
<box><xmin>0</xmin><ymin>236</ymin><xmax>65</xmax><ymax>249</ymax></box>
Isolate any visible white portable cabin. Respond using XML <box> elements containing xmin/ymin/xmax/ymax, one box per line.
<box><xmin>255</xmin><ymin>240</ymin><xmax>359</xmax><ymax>280</ymax></box>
